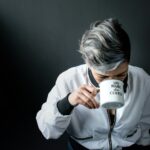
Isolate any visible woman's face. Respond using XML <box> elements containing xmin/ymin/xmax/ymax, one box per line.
<box><xmin>91</xmin><ymin>61</ymin><xmax>129</xmax><ymax>83</ymax></box>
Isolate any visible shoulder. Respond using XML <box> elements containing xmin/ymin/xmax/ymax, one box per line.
<box><xmin>128</xmin><ymin>65</ymin><xmax>150</xmax><ymax>88</ymax></box>
<box><xmin>129</xmin><ymin>65</ymin><xmax>150</xmax><ymax>79</ymax></box>
<box><xmin>56</xmin><ymin>64</ymin><xmax>87</xmax><ymax>82</ymax></box>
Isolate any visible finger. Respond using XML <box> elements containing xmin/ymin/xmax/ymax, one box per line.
<box><xmin>78</xmin><ymin>99</ymin><xmax>93</xmax><ymax>109</ymax></box>
<box><xmin>91</xmin><ymin>99</ymin><xmax>100</xmax><ymax>108</ymax></box>
<box><xmin>80</xmin><ymin>86</ymin><xmax>100</xmax><ymax>108</ymax></box>
<box><xmin>81</xmin><ymin>89</ymin><xmax>99</xmax><ymax>108</ymax></box>
<box><xmin>82</xmin><ymin>85</ymin><xmax>97</xmax><ymax>96</ymax></box>
<box><xmin>81</xmin><ymin>88</ymin><xmax>95</xmax><ymax>100</ymax></box>
<box><xmin>96</xmin><ymin>88</ymin><xmax>100</xmax><ymax>93</ymax></box>
<box><xmin>78</xmin><ymin>93</ymin><xmax>95</xmax><ymax>109</ymax></box>
<box><xmin>80</xmin><ymin>89</ymin><xmax>97</xmax><ymax>108</ymax></box>
<box><xmin>81</xmin><ymin>99</ymin><xmax>99</xmax><ymax>109</ymax></box>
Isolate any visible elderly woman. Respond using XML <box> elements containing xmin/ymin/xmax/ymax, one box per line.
<box><xmin>36</xmin><ymin>18</ymin><xmax>150</xmax><ymax>150</ymax></box>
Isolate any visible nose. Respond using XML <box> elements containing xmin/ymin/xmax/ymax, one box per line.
<box><xmin>107</xmin><ymin>76</ymin><xmax>113</xmax><ymax>80</ymax></box>
<box><xmin>108</xmin><ymin>76</ymin><xmax>117</xmax><ymax>80</ymax></box>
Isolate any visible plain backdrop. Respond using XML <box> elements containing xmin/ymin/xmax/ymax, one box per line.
<box><xmin>1</xmin><ymin>0</ymin><xmax>150</xmax><ymax>150</ymax></box>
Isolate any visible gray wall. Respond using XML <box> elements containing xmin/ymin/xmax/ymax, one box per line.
<box><xmin>1</xmin><ymin>0</ymin><xmax>150</xmax><ymax>150</ymax></box>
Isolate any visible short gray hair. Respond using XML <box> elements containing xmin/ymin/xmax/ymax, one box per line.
<box><xmin>79</xmin><ymin>18</ymin><xmax>130</xmax><ymax>72</ymax></box>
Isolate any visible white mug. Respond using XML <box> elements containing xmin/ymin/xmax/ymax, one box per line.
<box><xmin>99</xmin><ymin>79</ymin><xmax>124</xmax><ymax>109</ymax></box>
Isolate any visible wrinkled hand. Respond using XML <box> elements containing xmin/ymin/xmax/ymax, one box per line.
<box><xmin>68</xmin><ymin>85</ymin><xmax>100</xmax><ymax>109</ymax></box>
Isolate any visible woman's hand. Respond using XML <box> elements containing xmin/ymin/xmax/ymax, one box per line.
<box><xmin>68</xmin><ymin>85</ymin><xmax>100</xmax><ymax>109</ymax></box>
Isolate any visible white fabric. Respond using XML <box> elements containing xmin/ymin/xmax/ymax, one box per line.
<box><xmin>36</xmin><ymin>64</ymin><xmax>150</xmax><ymax>150</ymax></box>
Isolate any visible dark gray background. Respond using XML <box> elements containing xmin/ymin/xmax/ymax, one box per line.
<box><xmin>1</xmin><ymin>0</ymin><xmax>150</xmax><ymax>150</ymax></box>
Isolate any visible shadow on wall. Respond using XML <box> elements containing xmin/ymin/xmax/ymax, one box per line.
<box><xmin>0</xmin><ymin>17</ymin><xmax>69</xmax><ymax>150</ymax></box>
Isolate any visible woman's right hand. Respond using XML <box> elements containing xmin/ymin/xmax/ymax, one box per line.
<box><xmin>68</xmin><ymin>85</ymin><xmax>100</xmax><ymax>109</ymax></box>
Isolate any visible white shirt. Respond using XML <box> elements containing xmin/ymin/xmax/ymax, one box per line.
<box><xmin>36</xmin><ymin>64</ymin><xmax>150</xmax><ymax>150</ymax></box>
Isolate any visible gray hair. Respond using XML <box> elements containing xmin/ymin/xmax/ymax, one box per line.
<box><xmin>79</xmin><ymin>18</ymin><xmax>130</xmax><ymax>72</ymax></box>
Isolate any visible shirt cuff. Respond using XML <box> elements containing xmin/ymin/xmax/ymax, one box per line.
<box><xmin>57</xmin><ymin>93</ymin><xmax>74</xmax><ymax>115</ymax></box>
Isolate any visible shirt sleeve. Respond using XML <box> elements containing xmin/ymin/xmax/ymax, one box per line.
<box><xmin>57</xmin><ymin>93</ymin><xmax>74</xmax><ymax>115</ymax></box>
<box><xmin>36</xmin><ymin>73</ymin><xmax>73</xmax><ymax>139</ymax></box>
<box><xmin>137</xmin><ymin>77</ymin><xmax>150</xmax><ymax>146</ymax></box>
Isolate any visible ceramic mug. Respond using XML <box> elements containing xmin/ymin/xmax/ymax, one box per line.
<box><xmin>99</xmin><ymin>79</ymin><xmax>124</xmax><ymax>109</ymax></box>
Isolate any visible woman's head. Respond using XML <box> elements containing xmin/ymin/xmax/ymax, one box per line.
<box><xmin>79</xmin><ymin>18</ymin><xmax>131</xmax><ymax>73</ymax></box>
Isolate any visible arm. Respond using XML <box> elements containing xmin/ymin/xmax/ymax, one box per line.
<box><xmin>36</xmin><ymin>72</ymin><xmax>99</xmax><ymax>139</ymax></box>
<box><xmin>36</xmin><ymin>73</ymin><xmax>72</xmax><ymax>139</ymax></box>
<box><xmin>137</xmin><ymin>79</ymin><xmax>150</xmax><ymax>146</ymax></box>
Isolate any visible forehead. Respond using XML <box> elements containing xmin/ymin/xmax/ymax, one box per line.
<box><xmin>93</xmin><ymin>62</ymin><xmax>128</xmax><ymax>76</ymax></box>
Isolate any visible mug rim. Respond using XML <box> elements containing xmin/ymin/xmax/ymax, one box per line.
<box><xmin>99</xmin><ymin>79</ymin><xmax>124</xmax><ymax>86</ymax></box>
